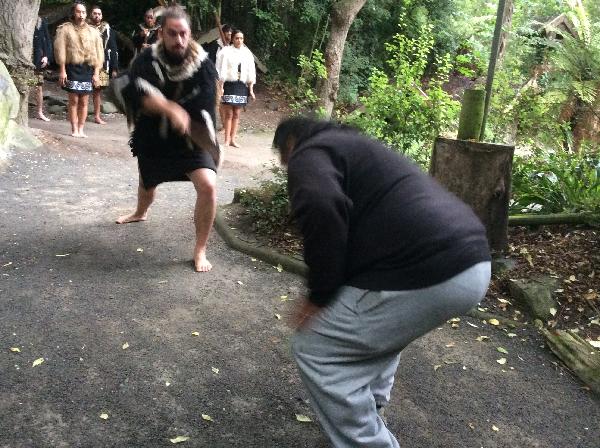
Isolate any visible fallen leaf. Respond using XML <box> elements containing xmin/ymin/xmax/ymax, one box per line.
<box><xmin>448</xmin><ymin>317</ymin><xmax>461</xmax><ymax>323</ymax></box>
<box><xmin>99</xmin><ymin>413</ymin><xmax>109</xmax><ymax>420</ymax></box>
<box><xmin>201</xmin><ymin>414</ymin><xmax>214</xmax><ymax>422</ymax></box>
<box><xmin>295</xmin><ymin>414</ymin><xmax>312</xmax><ymax>422</ymax></box>
<box><xmin>588</xmin><ymin>340</ymin><xmax>600</xmax><ymax>348</ymax></box>
<box><xmin>55</xmin><ymin>254</ymin><xmax>70</xmax><ymax>257</ymax></box>
<box><xmin>191</xmin><ymin>331</ymin><xmax>200</xmax><ymax>336</ymax></box>
<box><xmin>568</xmin><ymin>275</ymin><xmax>576</xmax><ymax>282</ymax></box>
<box><xmin>32</xmin><ymin>357</ymin><xmax>44</xmax><ymax>367</ymax></box>
<box><xmin>496</xmin><ymin>358</ymin><xmax>507</xmax><ymax>365</ymax></box>
<box><xmin>165</xmin><ymin>382</ymin><xmax>171</xmax><ymax>387</ymax></box>
<box><xmin>506</xmin><ymin>333</ymin><xmax>517</xmax><ymax>338</ymax></box>
<box><xmin>251</xmin><ymin>258</ymin><xmax>258</xmax><ymax>262</ymax></box>
<box><xmin>211</xmin><ymin>367</ymin><xmax>219</xmax><ymax>374</ymax></box>
<box><xmin>237</xmin><ymin>281</ymin><xmax>243</xmax><ymax>285</ymax></box>
<box><xmin>136</xmin><ymin>248</ymin><xmax>143</xmax><ymax>253</ymax></box>
<box><xmin>169</xmin><ymin>436</ymin><xmax>189</xmax><ymax>444</ymax></box>
<box><xmin>433</xmin><ymin>364</ymin><xmax>442</xmax><ymax>371</ymax></box>
<box><xmin>497</xmin><ymin>347</ymin><xmax>509</xmax><ymax>354</ymax></box>
<box><xmin>158</xmin><ymin>280</ymin><xmax>168</xmax><ymax>284</ymax></box>
<box><xmin>274</xmin><ymin>314</ymin><xmax>282</xmax><ymax>320</ymax></box>
<box><xmin>467</xmin><ymin>322</ymin><xmax>479</xmax><ymax>328</ymax></box>
<box><xmin>280</xmin><ymin>295</ymin><xmax>288</xmax><ymax>300</ymax></box>
<box><xmin>468</xmin><ymin>422</ymin><xmax>475</xmax><ymax>430</ymax></box>
<box><xmin>2</xmin><ymin>262</ymin><xmax>13</xmax><ymax>267</ymax></box>
<box><xmin>451</xmin><ymin>323</ymin><xmax>459</xmax><ymax>328</ymax></box>
<box><xmin>497</xmin><ymin>298</ymin><xmax>511</xmax><ymax>305</ymax></box>
<box><xmin>549</xmin><ymin>308</ymin><xmax>557</xmax><ymax>317</ymax></box>
<box><xmin>583</xmin><ymin>292</ymin><xmax>598</xmax><ymax>301</ymax></box>
<box><xmin>9</xmin><ymin>347</ymin><xmax>21</xmax><ymax>353</ymax></box>
<box><xmin>122</xmin><ymin>342</ymin><xmax>129</xmax><ymax>350</ymax></box>
<box><xmin>476</xmin><ymin>335</ymin><xmax>489</xmax><ymax>342</ymax></box>
<box><xmin>445</xmin><ymin>343</ymin><xmax>455</xmax><ymax>348</ymax></box>
<box><xmin>488</xmin><ymin>319</ymin><xmax>500</xmax><ymax>326</ymax></box>
<box><xmin>275</xmin><ymin>264</ymin><xmax>283</xmax><ymax>273</ymax></box>
<box><xmin>492</xmin><ymin>425</ymin><xmax>499</xmax><ymax>432</ymax></box>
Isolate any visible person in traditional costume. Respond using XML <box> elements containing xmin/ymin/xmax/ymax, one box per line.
<box><xmin>89</xmin><ymin>5</ymin><xmax>119</xmax><ymax>125</ymax></box>
<box><xmin>54</xmin><ymin>2</ymin><xmax>104</xmax><ymax>137</ymax></box>
<box><xmin>115</xmin><ymin>6</ymin><xmax>220</xmax><ymax>273</ymax></box>
<box><xmin>32</xmin><ymin>16</ymin><xmax>53</xmax><ymax>121</ymax></box>
<box><xmin>132</xmin><ymin>9</ymin><xmax>159</xmax><ymax>56</ymax></box>
<box><xmin>215</xmin><ymin>29</ymin><xmax>256</xmax><ymax>148</ymax></box>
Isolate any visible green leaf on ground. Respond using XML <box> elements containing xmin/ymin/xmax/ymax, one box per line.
<box><xmin>295</xmin><ymin>414</ymin><xmax>312</xmax><ymax>422</ymax></box>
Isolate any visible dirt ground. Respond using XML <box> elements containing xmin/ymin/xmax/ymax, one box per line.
<box><xmin>0</xmin><ymin>84</ymin><xmax>598</xmax><ymax>447</ymax></box>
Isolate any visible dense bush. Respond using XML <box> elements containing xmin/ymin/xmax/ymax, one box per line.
<box><xmin>511</xmin><ymin>149</ymin><xmax>600</xmax><ymax>214</ymax></box>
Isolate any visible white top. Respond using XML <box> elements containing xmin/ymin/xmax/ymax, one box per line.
<box><xmin>216</xmin><ymin>45</ymin><xmax>256</xmax><ymax>84</ymax></box>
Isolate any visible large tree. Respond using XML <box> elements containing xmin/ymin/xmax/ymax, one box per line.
<box><xmin>317</xmin><ymin>0</ymin><xmax>367</xmax><ymax>118</ymax></box>
<box><xmin>0</xmin><ymin>0</ymin><xmax>42</xmax><ymax>126</ymax></box>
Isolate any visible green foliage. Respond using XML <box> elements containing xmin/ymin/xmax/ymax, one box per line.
<box><xmin>291</xmin><ymin>49</ymin><xmax>327</xmax><ymax>117</ymax></box>
<box><xmin>237</xmin><ymin>166</ymin><xmax>290</xmax><ymax>235</ymax></box>
<box><xmin>344</xmin><ymin>16</ymin><xmax>459</xmax><ymax>166</ymax></box>
<box><xmin>512</xmin><ymin>149</ymin><xmax>600</xmax><ymax>214</ymax></box>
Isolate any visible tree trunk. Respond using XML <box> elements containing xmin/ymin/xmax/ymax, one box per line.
<box><xmin>496</xmin><ymin>0</ymin><xmax>514</xmax><ymax>64</ymax></box>
<box><xmin>430</xmin><ymin>137</ymin><xmax>514</xmax><ymax>253</ymax></box>
<box><xmin>316</xmin><ymin>0</ymin><xmax>366</xmax><ymax>118</ymax></box>
<box><xmin>0</xmin><ymin>0</ymin><xmax>41</xmax><ymax>127</ymax></box>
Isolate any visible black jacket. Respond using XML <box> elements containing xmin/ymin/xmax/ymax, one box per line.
<box><xmin>98</xmin><ymin>23</ymin><xmax>119</xmax><ymax>74</ymax></box>
<box><xmin>32</xmin><ymin>17</ymin><xmax>53</xmax><ymax>69</ymax></box>
<box><xmin>287</xmin><ymin>127</ymin><xmax>491</xmax><ymax>307</ymax></box>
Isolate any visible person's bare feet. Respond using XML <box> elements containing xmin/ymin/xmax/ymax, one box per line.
<box><xmin>193</xmin><ymin>248</ymin><xmax>212</xmax><ymax>272</ymax></box>
<box><xmin>230</xmin><ymin>141</ymin><xmax>240</xmax><ymax>148</ymax></box>
<box><xmin>37</xmin><ymin>113</ymin><xmax>50</xmax><ymax>122</ymax></box>
<box><xmin>116</xmin><ymin>212</ymin><xmax>147</xmax><ymax>224</ymax></box>
<box><xmin>71</xmin><ymin>130</ymin><xmax>80</xmax><ymax>137</ymax></box>
<box><xmin>94</xmin><ymin>117</ymin><xmax>107</xmax><ymax>125</ymax></box>
<box><xmin>80</xmin><ymin>132</ymin><xmax>88</xmax><ymax>138</ymax></box>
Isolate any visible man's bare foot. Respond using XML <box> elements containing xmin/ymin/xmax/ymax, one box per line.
<box><xmin>116</xmin><ymin>212</ymin><xmax>147</xmax><ymax>224</ymax></box>
<box><xmin>94</xmin><ymin>117</ymin><xmax>107</xmax><ymax>125</ymax></box>
<box><xmin>37</xmin><ymin>113</ymin><xmax>50</xmax><ymax>122</ymax></box>
<box><xmin>230</xmin><ymin>141</ymin><xmax>240</xmax><ymax>148</ymax></box>
<box><xmin>71</xmin><ymin>131</ymin><xmax>80</xmax><ymax>137</ymax></box>
<box><xmin>193</xmin><ymin>249</ymin><xmax>212</xmax><ymax>272</ymax></box>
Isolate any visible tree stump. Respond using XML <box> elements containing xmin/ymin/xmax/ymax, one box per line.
<box><xmin>429</xmin><ymin>137</ymin><xmax>514</xmax><ymax>252</ymax></box>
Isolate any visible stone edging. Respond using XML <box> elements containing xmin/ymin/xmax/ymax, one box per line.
<box><xmin>214</xmin><ymin>207</ymin><xmax>521</xmax><ymax>327</ymax></box>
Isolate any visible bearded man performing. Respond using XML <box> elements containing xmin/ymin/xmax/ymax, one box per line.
<box><xmin>116</xmin><ymin>6</ymin><xmax>219</xmax><ymax>273</ymax></box>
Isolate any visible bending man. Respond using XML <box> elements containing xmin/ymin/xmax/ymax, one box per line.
<box><xmin>273</xmin><ymin>118</ymin><xmax>492</xmax><ymax>448</ymax></box>
<box><xmin>116</xmin><ymin>6</ymin><xmax>219</xmax><ymax>272</ymax></box>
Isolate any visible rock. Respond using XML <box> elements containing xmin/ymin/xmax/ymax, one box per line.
<box><xmin>44</xmin><ymin>94</ymin><xmax>68</xmax><ymax>107</ymax></box>
<box><xmin>0</xmin><ymin>61</ymin><xmax>41</xmax><ymax>160</ymax></box>
<box><xmin>101</xmin><ymin>101</ymin><xmax>118</xmax><ymax>114</ymax></box>
<box><xmin>492</xmin><ymin>256</ymin><xmax>518</xmax><ymax>275</ymax></box>
<box><xmin>508</xmin><ymin>275</ymin><xmax>559</xmax><ymax>320</ymax></box>
<box><xmin>48</xmin><ymin>104</ymin><xmax>65</xmax><ymax>114</ymax></box>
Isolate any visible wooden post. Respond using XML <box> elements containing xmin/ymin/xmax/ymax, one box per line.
<box><xmin>480</xmin><ymin>0</ymin><xmax>507</xmax><ymax>141</ymax></box>
<box><xmin>430</xmin><ymin>137</ymin><xmax>514</xmax><ymax>252</ymax></box>
<box><xmin>457</xmin><ymin>89</ymin><xmax>485</xmax><ymax>140</ymax></box>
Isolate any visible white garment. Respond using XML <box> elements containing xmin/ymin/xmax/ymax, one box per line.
<box><xmin>215</xmin><ymin>45</ymin><xmax>256</xmax><ymax>84</ymax></box>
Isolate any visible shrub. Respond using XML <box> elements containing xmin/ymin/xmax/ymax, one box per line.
<box><xmin>511</xmin><ymin>149</ymin><xmax>600</xmax><ymax>214</ymax></box>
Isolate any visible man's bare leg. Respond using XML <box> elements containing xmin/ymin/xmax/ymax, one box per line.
<box><xmin>68</xmin><ymin>93</ymin><xmax>79</xmax><ymax>136</ymax></box>
<box><xmin>187</xmin><ymin>168</ymin><xmax>217</xmax><ymax>272</ymax></box>
<box><xmin>36</xmin><ymin>86</ymin><xmax>50</xmax><ymax>121</ymax></box>
<box><xmin>93</xmin><ymin>89</ymin><xmax>107</xmax><ymax>124</ymax></box>
<box><xmin>116</xmin><ymin>176</ymin><xmax>156</xmax><ymax>224</ymax></box>
<box><xmin>77</xmin><ymin>94</ymin><xmax>89</xmax><ymax>137</ymax></box>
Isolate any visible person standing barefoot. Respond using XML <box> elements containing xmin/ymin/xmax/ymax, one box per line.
<box><xmin>215</xmin><ymin>29</ymin><xmax>255</xmax><ymax>148</ymax></box>
<box><xmin>54</xmin><ymin>2</ymin><xmax>103</xmax><ymax>137</ymax></box>
<box><xmin>33</xmin><ymin>16</ymin><xmax>53</xmax><ymax>122</ymax></box>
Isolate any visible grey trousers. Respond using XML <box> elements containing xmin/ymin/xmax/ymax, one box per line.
<box><xmin>292</xmin><ymin>261</ymin><xmax>491</xmax><ymax>448</ymax></box>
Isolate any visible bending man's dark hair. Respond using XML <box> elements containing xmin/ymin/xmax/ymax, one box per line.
<box><xmin>273</xmin><ymin>117</ymin><xmax>349</xmax><ymax>154</ymax></box>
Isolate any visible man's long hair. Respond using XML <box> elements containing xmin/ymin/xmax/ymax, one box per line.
<box><xmin>273</xmin><ymin>118</ymin><xmax>351</xmax><ymax>154</ymax></box>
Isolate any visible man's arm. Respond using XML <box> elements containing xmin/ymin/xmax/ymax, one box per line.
<box><xmin>141</xmin><ymin>93</ymin><xmax>190</xmax><ymax>136</ymax></box>
<box><xmin>288</xmin><ymin>148</ymin><xmax>351</xmax><ymax>307</ymax></box>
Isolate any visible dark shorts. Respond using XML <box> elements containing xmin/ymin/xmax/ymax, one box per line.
<box><xmin>222</xmin><ymin>81</ymin><xmax>248</xmax><ymax>106</ymax></box>
<box><xmin>137</xmin><ymin>150</ymin><xmax>217</xmax><ymax>189</ymax></box>
<box><xmin>63</xmin><ymin>63</ymin><xmax>94</xmax><ymax>94</ymax></box>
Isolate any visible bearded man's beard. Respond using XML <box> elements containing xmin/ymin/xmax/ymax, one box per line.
<box><xmin>164</xmin><ymin>46</ymin><xmax>190</xmax><ymax>65</ymax></box>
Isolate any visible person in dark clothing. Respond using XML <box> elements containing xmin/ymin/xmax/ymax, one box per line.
<box><xmin>32</xmin><ymin>16</ymin><xmax>53</xmax><ymax>121</ymax></box>
<box><xmin>89</xmin><ymin>5</ymin><xmax>119</xmax><ymax>124</ymax></box>
<box><xmin>273</xmin><ymin>118</ymin><xmax>491</xmax><ymax>448</ymax></box>
<box><xmin>116</xmin><ymin>6</ymin><xmax>219</xmax><ymax>273</ymax></box>
<box><xmin>202</xmin><ymin>23</ymin><xmax>232</xmax><ymax>65</ymax></box>
<box><xmin>132</xmin><ymin>8</ymin><xmax>159</xmax><ymax>56</ymax></box>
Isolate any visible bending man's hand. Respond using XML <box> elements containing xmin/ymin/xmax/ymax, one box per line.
<box><xmin>289</xmin><ymin>298</ymin><xmax>322</xmax><ymax>330</ymax></box>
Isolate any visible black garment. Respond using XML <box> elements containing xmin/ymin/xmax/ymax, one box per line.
<box><xmin>222</xmin><ymin>80</ymin><xmax>248</xmax><ymax>106</ymax></box>
<box><xmin>98</xmin><ymin>23</ymin><xmax>119</xmax><ymax>74</ymax></box>
<box><xmin>202</xmin><ymin>40</ymin><xmax>220</xmax><ymax>65</ymax></box>
<box><xmin>287</xmin><ymin>127</ymin><xmax>491</xmax><ymax>307</ymax></box>
<box><xmin>63</xmin><ymin>63</ymin><xmax>94</xmax><ymax>93</ymax></box>
<box><xmin>123</xmin><ymin>45</ymin><xmax>218</xmax><ymax>188</ymax></box>
<box><xmin>32</xmin><ymin>17</ymin><xmax>53</xmax><ymax>69</ymax></box>
<box><xmin>132</xmin><ymin>25</ymin><xmax>159</xmax><ymax>54</ymax></box>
